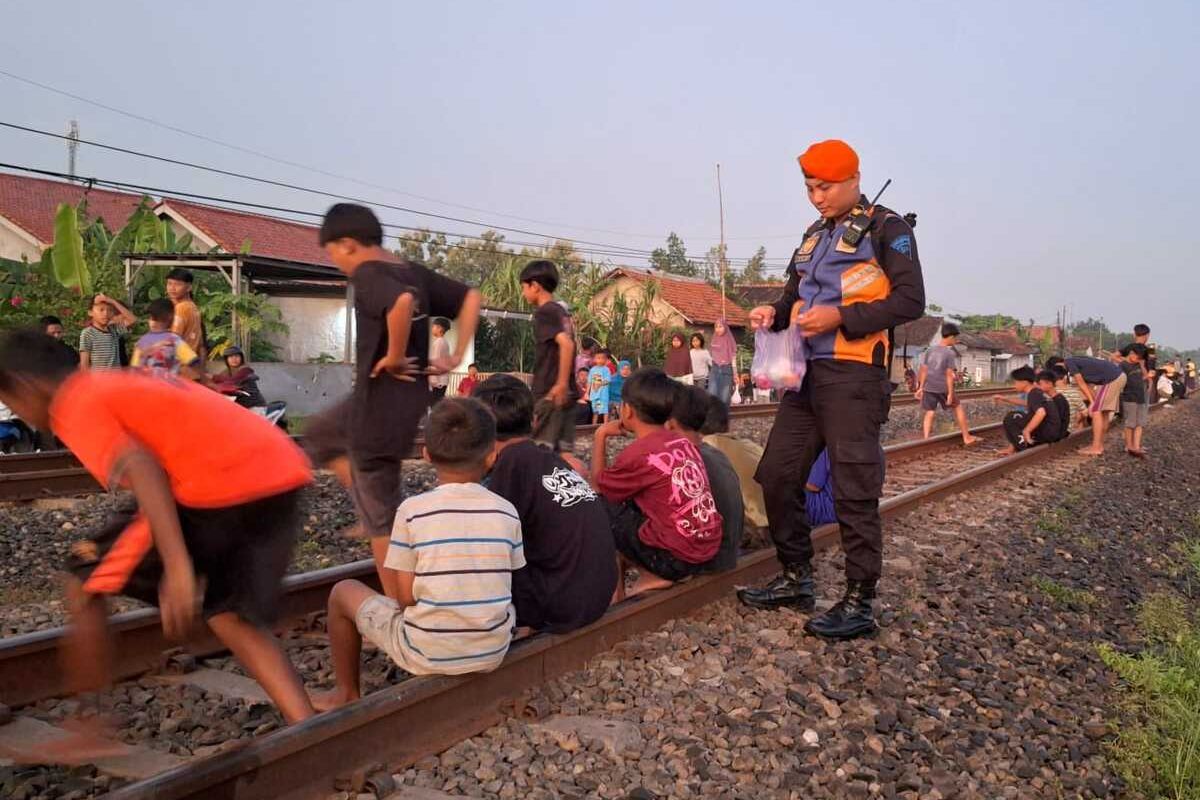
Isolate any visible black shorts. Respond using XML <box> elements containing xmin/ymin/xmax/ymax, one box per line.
<box><xmin>532</xmin><ymin>398</ymin><xmax>577</xmax><ymax>453</ymax></box>
<box><xmin>304</xmin><ymin>395</ymin><xmax>404</xmax><ymax>538</ymax></box>
<box><xmin>920</xmin><ymin>391</ymin><xmax>957</xmax><ymax>411</ymax></box>
<box><xmin>605</xmin><ymin>499</ymin><xmax>704</xmax><ymax>583</ymax></box>
<box><xmin>67</xmin><ymin>490</ymin><xmax>301</xmax><ymax>627</ymax></box>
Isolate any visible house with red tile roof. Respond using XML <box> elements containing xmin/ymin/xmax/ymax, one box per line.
<box><xmin>589</xmin><ymin>267</ymin><xmax>750</xmax><ymax>340</ymax></box>
<box><xmin>0</xmin><ymin>173</ymin><xmax>148</xmax><ymax>262</ymax></box>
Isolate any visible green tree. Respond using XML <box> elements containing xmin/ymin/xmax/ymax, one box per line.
<box><xmin>443</xmin><ymin>230</ymin><xmax>510</xmax><ymax>286</ymax></box>
<box><xmin>649</xmin><ymin>232</ymin><xmax>696</xmax><ymax>277</ymax></box>
<box><xmin>739</xmin><ymin>246</ymin><xmax>768</xmax><ymax>284</ymax></box>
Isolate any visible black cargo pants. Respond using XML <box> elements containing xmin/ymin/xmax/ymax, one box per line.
<box><xmin>754</xmin><ymin>366</ymin><xmax>891</xmax><ymax>581</ymax></box>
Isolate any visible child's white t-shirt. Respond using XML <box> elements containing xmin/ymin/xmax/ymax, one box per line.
<box><xmin>385</xmin><ymin>482</ymin><xmax>525</xmax><ymax>673</ymax></box>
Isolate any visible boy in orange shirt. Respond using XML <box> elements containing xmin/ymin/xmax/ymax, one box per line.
<box><xmin>0</xmin><ymin>329</ymin><xmax>316</xmax><ymax>738</ymax></box>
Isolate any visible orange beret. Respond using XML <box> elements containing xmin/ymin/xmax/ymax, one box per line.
<box><xmin>797</xmin><ymin>139</ymin><xmax>859</xmax><ymax>182</ymax></box>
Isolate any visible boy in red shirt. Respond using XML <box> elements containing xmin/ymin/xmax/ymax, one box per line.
<box><xmin>0</xmin><ymin>329</ymin><xmax>316</xmax><ymax>739</ymax></box>
<box><xmin>591</xmin><ymin>367</ymin><xmax>722</xmax><ymax>600</ymax></box>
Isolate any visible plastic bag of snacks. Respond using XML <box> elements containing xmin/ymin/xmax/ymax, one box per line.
<box><xmin>751</xmin><ymin>325</ymin><xmax>807</xmax><ymax>391</ymax></box>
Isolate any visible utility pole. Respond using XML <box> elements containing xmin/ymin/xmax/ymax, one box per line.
<box><xmin>716</xmin><ymin>163</ymin><xmax>728</xmax><ymax>320</ymax></box>
<box><xmin>67</xmin><ymin>120</ymin><xmax>80</xmax><ymax>180</ymax></box>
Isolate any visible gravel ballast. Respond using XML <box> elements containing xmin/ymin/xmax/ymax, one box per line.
<box><xmin>0</xmin><ymin>399</ymin><xmax>1005</xmax><ymax>638</ymax></box>
<box><xmin>380</xmin><ymin>400</ymin><xmax>1198</xmax><ymax>799</ymax></box>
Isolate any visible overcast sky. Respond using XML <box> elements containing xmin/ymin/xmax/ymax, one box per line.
<box><xmin>3</xmin><ymin>1</ymin><xmax>1197</xmax><ymax>347</ymax></box>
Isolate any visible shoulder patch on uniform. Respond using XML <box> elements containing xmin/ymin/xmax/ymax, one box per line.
<box><xmin>889</xmin><ymin>234</ymin><xmax>912</xmax><ymax>256</ymax></box>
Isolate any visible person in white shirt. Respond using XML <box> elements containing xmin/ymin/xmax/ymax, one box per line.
<box><xmin>313</xmin><ymin>398</ymin><xmax>524</xmax><ymax>710</ymax></box>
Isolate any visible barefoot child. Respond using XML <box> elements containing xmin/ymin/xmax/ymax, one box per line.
<box><xmin>916</xmin><ymin>323</ymin><xmax>981</xmax><ymax>445</ymax></box>
<box><xmin>0</xmin><ymin>329</ymin><xmax>316</xmax><ymax>731</ymax></box>
<box><xmin>591</xmin><ymin>368</ymin><xmax>722</xmax><ymax>600</ymax></box>
<box><xmin>1119</xmin><ymin>343</ymin><xmax>1149</xmax><ymax>457</ymax></box>
<box><xmin>315</xmin><ymin>399</ymin><xmax>523</xmax><ymax>709</ymax></box>
<box><xmin>1049</xmin><ymin>355</ymin><xmax>1126</xmax><ymax>456</ymax></box>
<box><xmin>306</xmin><ymin>203</ymin><xmax>481</xmax><ymax>600</ymax></box>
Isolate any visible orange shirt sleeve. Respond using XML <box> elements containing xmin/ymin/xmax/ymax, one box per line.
<box><xmin>171</xmin><ymin>300</ymin><xmax>202</xmax><ymax>351</ymax></box>
<box><xmin>50</xmin><ymin>374</ymin><xmax>137</xmax><ymax>490</ymax></box>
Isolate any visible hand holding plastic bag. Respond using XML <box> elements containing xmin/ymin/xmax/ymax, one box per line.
<box><xmin>751</xmin><ymin>325</ymin><xmax>807</xmax><ymax>391</ymax></box>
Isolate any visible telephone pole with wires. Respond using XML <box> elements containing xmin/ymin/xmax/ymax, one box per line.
<box><xmin>66</xmin><ymin>119</ymin><xmax>79</xmax><ymax>180</ymax></box>
<box><xmin>716</xmin><ymin>162</ymin><xmax>728</xmax><ymax>319</ymax></box>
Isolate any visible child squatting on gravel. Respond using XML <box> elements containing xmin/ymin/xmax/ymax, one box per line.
<box><xmin>313</xmin><ymin>398</ymin><xmax>524</xmax><ymax>711</ymax></box>
<box><xmin>0</xmin><ymin>329</ymin><xmax>317</xmax><ymax>753</ymax></box>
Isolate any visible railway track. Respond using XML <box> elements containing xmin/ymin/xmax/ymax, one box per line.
<box><xmin>0</xmin><ymin>387</ymin><xmax>1009</xmax><ymax>502</ymax></box>
<box><xmin>0</xmin><ymin>404</ymin><xmax>1127</xmax><ymax>800</ymax></box>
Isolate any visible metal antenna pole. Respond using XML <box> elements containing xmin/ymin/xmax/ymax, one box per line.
<box><xmin>67</xmin><ymin>120</ymin><xmax>79</xmax><ymax>179</ymax></box>
<box><xmin>717</xmin><ymin>163</ymin><xmax>727</xmax><ymax>320</ymax></box>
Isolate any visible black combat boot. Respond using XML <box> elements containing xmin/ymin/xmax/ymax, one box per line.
<box><xmin>737</xmin><ymin>562</ymin><xmax>815</xmax><ymax>611</ymax></box>
<box><xmin>804</xmin><ymin>579</ymin><xmax>877</xmax><ymax>640</ymax></box>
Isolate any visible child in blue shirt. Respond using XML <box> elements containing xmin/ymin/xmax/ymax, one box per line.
<box><xmin>586</xmin><ymin>352</ymin><xmax>612</xmax><ymax>423</ymax></box>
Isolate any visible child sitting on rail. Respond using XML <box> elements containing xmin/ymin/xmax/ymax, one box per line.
<box><xmin>471</xmin><ymin>374</ymin><xmax>617</xmax><ymax>633</ymax></box>
<box><xmin>699</xmin><ymin>399</ymin><xmax>767</xmax><ymax>529</ymax></box>
<box><xmin>314</xmin><ymin>399</ymin><xmax>523</xmax><ymax>710</ymax></box>
<box><xmin>590</xmin><ymin>368</ymin><xmax>722</xmax><ymax>600</ymax></box>
<box><xmin>131</xmin><ymin>298</ymin><xmax>202</xmax><ymax>379</ymax></box>
<box><xmin>0</xmin><ymin>329</ymin><xmax>317</xmax><ymax>739</ymax></box>
<box><xmin>666</xmin><ymin>385</ymin><xmax>743</xmax><ymax>572</ymax></box>
<box><xmin>998</xmin><ymin>366</ymin><xmax>1061</xmax><ymax>455</ymax></box>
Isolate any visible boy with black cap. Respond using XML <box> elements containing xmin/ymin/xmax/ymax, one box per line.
<box><xmin>307</xmin><ymin>203</ymin><xmax>481</xmax><ymax>599</ymax></box>
<box><xmin>165</xmin><ymin>267</ymin><xmax>206</xmax><ymax>363</ymax></box>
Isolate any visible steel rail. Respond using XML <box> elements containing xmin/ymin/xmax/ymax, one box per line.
<box><xmin>0</xmin><ymin>420</ymin><xmax>1004</xmax><ymax>710</ymax></box>
<box><xmin>0</xmin><ymin>388</ymin><xmax>1010</xmax><ymax>502</ymax></box>
<box><xmin>101</xmin><ymin>409</ymin><xmax>1131</xmax><ymax>800</ymax></box>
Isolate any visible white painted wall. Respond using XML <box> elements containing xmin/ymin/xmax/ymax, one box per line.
<box><xmin>265</xmin><ymin>296</ymin><xmax>349</xmax><ymax>363</ymax></box>
<box><xmin>0</xmin><ymin>222</ymin><xmax>41</xmax><ymax>263</ymax></box>
<box><xmin>262</xmin><ymin>295</ymin><xmax>476</xmax><ymax>370</ymax></box>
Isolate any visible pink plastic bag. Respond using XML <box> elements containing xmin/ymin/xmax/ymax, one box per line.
<box><xmin>751</xmin><ymin>326</ymin><xmax>808</xmax><ymax>391</ymax></box>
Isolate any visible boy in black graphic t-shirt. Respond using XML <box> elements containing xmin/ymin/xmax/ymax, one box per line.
<box><xmin>520</xmin><ymin>260</ymin><xmax>578</xmax><ymax>453</ymax></box>
<box><xmin>999</xmin><ymin>366</ymin><xmax>1060</xmax><ymax>454</ymax></box>
<box><xmin>473</xmin><ymin>374</ymin><xmax>617</xmax><ymax>633</ymax></box>
<box><xmin>306</xmin><ymin>204</ymin><xmax>481</xmax><ymax>598</ymax></box>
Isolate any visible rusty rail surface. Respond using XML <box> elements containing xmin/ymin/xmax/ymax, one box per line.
<box><xmin>0</xmin><ymin>388</ymin><xmax>1010</xmax><ymax>502</ymax></box>
<box><xmin>100</xmin><ymin>410</ymin><xmax>1126</xmax><ymax>800</ymax></box>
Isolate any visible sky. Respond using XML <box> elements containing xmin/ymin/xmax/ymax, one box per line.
<box><xmin>3</xmin><ymin>1</ymin><xmax>1198</xmax><ymax>348</ymax></box>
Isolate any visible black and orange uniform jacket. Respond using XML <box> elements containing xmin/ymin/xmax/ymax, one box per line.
<box><xmin>771</xmin><ymin>197</ymin><xmax>925</xmax><ymax>380</ymax></box>
<box><xmin>50</xmin><ymin>370</ymin><xmax>312</xmax><ymax>595</ymax></box>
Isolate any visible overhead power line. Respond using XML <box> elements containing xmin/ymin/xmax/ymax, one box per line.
<box><xmin>0</xmin><ymin>160</ymin><xmax>784</xmax><ymax>268</ymax></box>
<box><xmin>0</xmin><ymin>68</ymin><xmax>801</xmax><ymax>243</ymax></box>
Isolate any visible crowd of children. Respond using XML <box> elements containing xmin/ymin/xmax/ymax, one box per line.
<box><xmin>0</xmin><ymin>201</ymin><xmax>1186</xmax><ymax>743</ymax></box>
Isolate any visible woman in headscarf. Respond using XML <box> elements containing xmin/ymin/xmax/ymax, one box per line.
<box><xmin>609</xmin><ymin>359</ymin><xmax>631</xmax><ymax>416</ymax></box>
<box><xmin>707</xmin><ymin>319</ymin><xmax>737</xmax><ymax>405</ymax></box>
<box><xmin>664</xmin><ymin>333</ymin><xmax>692</xmax><ymax>384</ymax></box>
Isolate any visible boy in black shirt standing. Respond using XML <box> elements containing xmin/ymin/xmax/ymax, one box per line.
<box><xmin>1119</xmin><ymin>343</ymin><xmax>1149</xmax><ymax>457</ymax></box>
<box><xmin>998</xmin><ymin>366</ymin><xmax>1060</xmax><ymax>454</ymax></box>
<box><xmin>520</xmin><ymin>260</ymin><xmax>578</xmax><ymax>453</ymax></box>
<box><xmin>308</xmin><ymin>204</ymin><xmax>481</xmax><ymax>597</ymax></box>
<box><xmin>472</xmin><ymin>374</ymin><xmax>617</xmax><ymax>633</ymax></box>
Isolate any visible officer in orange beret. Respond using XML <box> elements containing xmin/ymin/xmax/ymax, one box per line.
<box><xmin>738</xmin><ymin>140</ymin><xmax>925</xmax><ymax>640</ymax></box>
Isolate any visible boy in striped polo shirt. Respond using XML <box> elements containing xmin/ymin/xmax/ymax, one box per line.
<box><xmin>314</xmin><ymin>398</ymin><xmax>524</xmax><ymax>710</ymax></box>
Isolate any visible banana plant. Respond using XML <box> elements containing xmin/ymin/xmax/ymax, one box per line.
<box><xmin>47</xmin><ymin>203</ymin><xmax>93</xmax><ymax>296</ymax></box>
